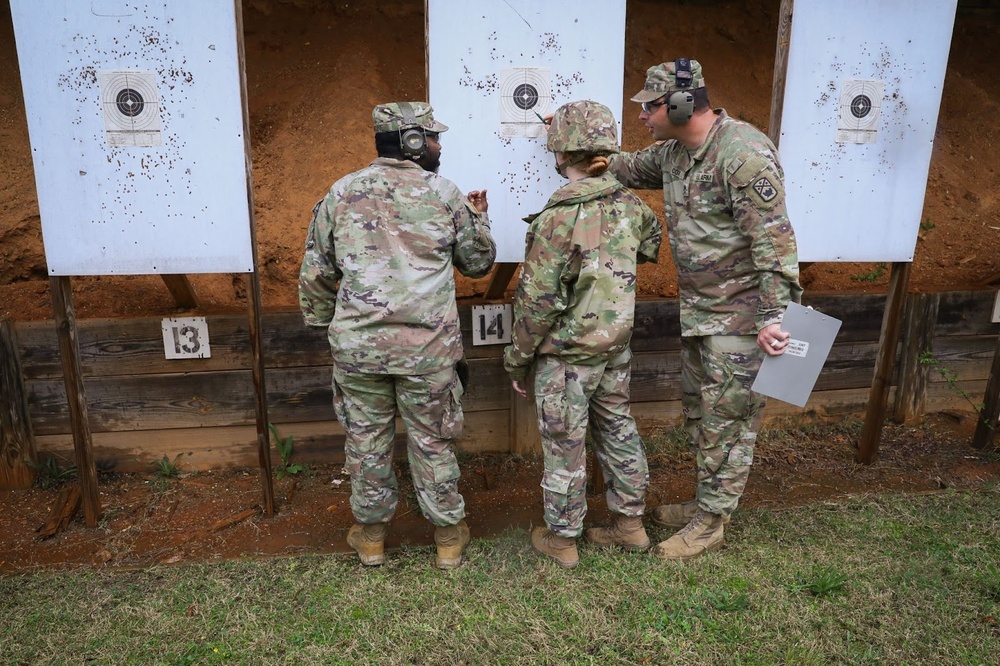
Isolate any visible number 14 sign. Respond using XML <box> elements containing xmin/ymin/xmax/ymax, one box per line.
<box><xmin>471</xmin><ymin>304</ymin><xmax>513</xmax><ymax>346</ymax></box>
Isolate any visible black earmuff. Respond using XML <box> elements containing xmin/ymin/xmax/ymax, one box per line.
<box><xmin>397</xmin><ymin>102</ymin><xmax>427</xmax><ymax>160</ymax></box>
<box><xmin>667</xmin><ymin>57</ymin><xmax>695</xmax><ymax>125</ymax></box>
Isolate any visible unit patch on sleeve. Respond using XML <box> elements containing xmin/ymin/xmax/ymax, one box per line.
<box><xmin>752</xmin><ymin>175</ymin><xmax>777</xmax><ymax>202</ymax></box>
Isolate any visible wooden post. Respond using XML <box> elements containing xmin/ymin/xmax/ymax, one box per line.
<box><xmin>972</xmin><ymin>330</ymin><xmax>1000</xmax><ymax>451</ymax></box>
<box><xmin>0</xmin><ymin>318</ymin><xmax>37</xmax><ymax>490</ymax></box>
<box><xmin>48</xmin><ymin>276</ymin><xmax>101</xmax><ymax>526</ymax></box>
<box><xmin>484</xmin><ymin>263</ymin><xmax>519</xmax><ymax>300</ymax></box>
<box><xmin>767</xmin><ymin>0</ymin><xmax>795</xmax><ymax>146</ymax></box>
<box><xmin>857</xmin><ymin>262</ymin><xmax>911</xmax><ymax>464</ymax></box>
<box><xmin>235</xmin><ymin>0</ymin><xmax>275</xmax><ymax>516</ymax></box>
<box><xmin>509</xmin><ymin>387</ymin><xmax>541</xmax><ymax>456</ymax></box>
<box><xmin>160</xmin><ymin>274</ymin><xmax>199</xmax><ymax>309</ymax></box>
<box><xmin>891</xmin><ymin>292</ymin><xmax>940</xmax><ymax>424</ymax></box>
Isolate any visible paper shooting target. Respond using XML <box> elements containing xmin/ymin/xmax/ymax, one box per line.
<box><xmin>98</xmin><ymin>70</ymin><xmax>163</xmax><ymax>146</ymax></box>
<box><xmin>499</xmin><ymin>67</ymin><xmax>552</xmax><ymax>138</ymax></box>
<box><xmin>836</xmin><ymin>79</ymin><xmax>883</xmax><ymax>144</ymax></box>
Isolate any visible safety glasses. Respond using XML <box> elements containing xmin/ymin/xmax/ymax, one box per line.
<box><xmin>641</xmin><ymin>99</ymin><xmax>668</xmax><ymax>114</ymax></box>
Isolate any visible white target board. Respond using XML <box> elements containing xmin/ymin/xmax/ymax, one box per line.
<box><xmin>9</xmin><ymin>0</ymin><xmax>253</xmax><ymax>275</ymax></box>
<box><xmin>779</xmin><ymin>0</ymin><xmax>957</xmax><ymax>262</ymax></box>
<box><xmin>427</xmin><ymin>0</ymin><xmax>626</xmax><ymax>262</ymax></box>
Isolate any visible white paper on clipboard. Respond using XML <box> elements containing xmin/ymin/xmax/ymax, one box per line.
<box><xmin>751</xmin><ymin>302</ymin><xmax>842</xmax><ymax>407</ymax></box>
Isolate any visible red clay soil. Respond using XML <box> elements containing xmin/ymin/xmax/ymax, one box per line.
<box><xmin>1</xmin><ymin>0</ymin><xmax>999</xmax><ymax>321</ymax></box>
<box><xmin>1</xmin><ymin>414</ymin><xmax>998</xmax><ymax>573</ymax></box>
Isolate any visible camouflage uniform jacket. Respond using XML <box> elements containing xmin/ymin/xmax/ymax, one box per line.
<box><xmin>503</xmin><ymin>172</ymin><xmax>661</xmax><ymax>381</ymax></box>
<box><xmin>298</xmin><ymin>157</ymin><xmax>496</xmax><ymax>375</ymax></box>
<box><xmin>608</xmin><ymin>109</ymin><xmax>802</xmax><ymax>336</ymax></box>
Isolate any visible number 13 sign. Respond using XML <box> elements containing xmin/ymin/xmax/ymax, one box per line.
<box><xmin>161</xmin><ymin>317</ymin><xmax>212</xmax><ymax>359</ymax></box>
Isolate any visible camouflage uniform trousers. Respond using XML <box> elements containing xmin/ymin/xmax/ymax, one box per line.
<box><xmin>534</xmin><ymin>349</ymin><xmax>649</xmax><ymax>538</ymax></box>
<box><xmin>332</xmin><ymin>362</ymin><xmax>466</xmax><ymax>527</ymax></box>
<box><xmin>680</xmin><ymin>335</ymin><xmax>765</xmax><ymax>516</ymax></box>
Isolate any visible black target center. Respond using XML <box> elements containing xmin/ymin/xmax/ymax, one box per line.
<box><xmin>513</xmin><ymin>83</ymin><xmax>539</xmax><ymax>110</ymax></box>
<box><xmin>850</xmin><ymin>94</ymin><xmax>872</xmax><ymax>119</ymax></box>
<box><xmin>116</xmin><ymin>88</ymin><xmax>145</xmax><ymax>117</ymax></box>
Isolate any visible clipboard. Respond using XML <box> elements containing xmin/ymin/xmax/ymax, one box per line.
<box><xmin>751</xmin><ymin>302</ymin><xmax>842</xmax><ymax>407</ymax></box>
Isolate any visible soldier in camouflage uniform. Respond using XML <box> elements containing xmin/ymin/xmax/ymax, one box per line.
<box><xmin>299</xmin><ymin>101</ymin><xmax>496</xmax><ymax>569</ymax></box>
<box><xmin>503</xmin><ymin>100</ymin><xmax>662</xmax><ymax>569</ymax></box>
<box><xmin>608</xmin><ymin>60</ymin><xmax>802</xmax><ymax>561</ymax></box>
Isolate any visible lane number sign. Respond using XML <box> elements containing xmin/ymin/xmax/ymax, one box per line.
<box><xmin>161</xmin><ymin>317</ymin><xmax>211</xmax><ymax>359</ymax></box>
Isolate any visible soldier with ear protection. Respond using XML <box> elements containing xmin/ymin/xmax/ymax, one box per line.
<box><xmin>504</xmin><ymin>100</ymin><xmax>662</xmax><ymax>568</ymax></box>
<box><xmin>299</xmin><ymin>102</ymin><xmax>495</xmax><ymax>570</ymax></box>
<box><xmin>608</xmin><ymin>60</ymin><xmax>802</xmax><ymax>561</ymax></box>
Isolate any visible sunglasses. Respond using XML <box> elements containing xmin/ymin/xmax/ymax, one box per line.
<box><xmin>641</xmin><ymin>99</ymin><xmax>668</xmax><ymax>114</ymax></box>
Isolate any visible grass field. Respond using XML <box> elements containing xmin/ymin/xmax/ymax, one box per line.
<box><xmin>3</xmin><ymin>487</ymin><xmax>999</xmax><ymax>665</ymax></box>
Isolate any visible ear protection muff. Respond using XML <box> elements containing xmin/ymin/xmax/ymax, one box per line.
<box><xmin>397</xmin><ymin>102</ymin><xmax>427</xmax><ymax>160</ymax></box>
<box><xmin>667</xmin><ymin>57</ymin><xmax>695</xmax><ymax>125</ymax></box>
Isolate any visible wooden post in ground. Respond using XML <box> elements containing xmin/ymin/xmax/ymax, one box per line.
<box><xmin>49</xmin><ymin>276</ymin><xmax>101</xmax><ymax>526</ymax></box>
<box><xmin>0</xmin><ymin>318</ymin><xmax>37</xmax><ymax>490</ymax></box>
<box><xmin>891</xmin><ymin>292</ymin><xmax>940</xmax><ymax>424</ymax></box>
<box><xmin>857</xmin><ymin>262</ymin><xmax>911</xmax><ymax>464</ymax></box>
<box><xmin>972</xmin><ymin>330</ymin><xmax>1000</xmax><ymax>451</ymax></box>
<box><xmin>510</xmin><ymin>387</ymin><xmax>541</xmax><ymax>456</ymax></box>
<box><xmin>235</xmin><ymin>0</ymin><xmax>274</xmax><ymax>516</ymax></box>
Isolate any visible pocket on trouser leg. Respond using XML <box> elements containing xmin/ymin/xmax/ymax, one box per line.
<box><xmin>331</xmin><ymin>377</ymin><xmax>349</xmax><ymax>429</ymax></box>
<box><xmin>437</xmin><ymin>377</ymin><xmax>465</xmax><ymax>440</ymax></box>
<box><xmin>535</xmin><ymin>360</ymin><xmax>569</xmax><ymax>438</ymax></box>
<box><xmin>415</xmin><ymin>454</ymin><xmax>464</xmax><ymax>525</ymax></box>
<box><xmin>540</xmin><ymin>468</ymin><xmax>580</xmax><ymax>531</ymax></box>
<box><xmin>347</xmin><ymin>450</ymin><xmax>397</xmax><ymax>522</ymax></box>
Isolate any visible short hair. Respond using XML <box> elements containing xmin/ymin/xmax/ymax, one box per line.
<box><xmin>693</xmin><ymin>87</ymin><xmax>711</xmax><ymax>112</ymax></box>
<box><xmin>375</xmin><ymin>131</ymin><xmax>404</xmax><ymax>159</ymax></box>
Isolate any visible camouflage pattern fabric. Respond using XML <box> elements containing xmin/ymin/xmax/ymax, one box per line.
<box><xmin>534</xmin><ymin>352</ymin><xmax>649</xmax><ymax>537</ymax></box>
<box><xmin>333</xmin><ymin>363</ymin><xmax>466</xmax><ymax>527</ymax></box>
<box><xmin>372</xmin><ymin>101</ymin><xmax>448</xmax><ymax>134</ymax></box>
<box><xmin>299</xmin><ymin>157</ymin><xmax>496</xmax><ymax>375</ymax></box>
<box><xmin>680</xmin><ymin>335</ymin><xmax>764</xmax><ymax>516</ymax></box>
<box><xmin>630</xmin><ymin>60</ymin><xmax>707</xmax><ymax>104</ymax></box>
<box><xmin>546</xmin><ymin>100</ymin><xmax>620</xmax><ymax>155</ymax></box>
<box><xmin>503</xmin><ymin>172</ymin><xmax>661</xmax><ymax>381</ymax></box>
<box><xmin>608</xmin><ymin>109</ymin><xmax>802</xmax><ymax>337</ymax></box>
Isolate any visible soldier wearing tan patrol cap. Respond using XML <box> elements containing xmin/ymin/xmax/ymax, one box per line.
<box><xmin>608</xmin><ymin>60</ymin><xmax>803</xmax><ymax>561</ymax></box>
<box><xmin>299</xmin><ymin>101</ymin><xmax>496</xmax><ymax>570</ymax></box>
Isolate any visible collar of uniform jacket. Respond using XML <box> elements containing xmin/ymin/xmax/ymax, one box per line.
<box><xmin>370</xmin><ymin>156</ymin><xmax>426</xmax><ymax>169</ymax></box>
<box><xmin>522</xmin><ymin>172</ymin><xmax>623</xmax><ymax>223</ymax></box>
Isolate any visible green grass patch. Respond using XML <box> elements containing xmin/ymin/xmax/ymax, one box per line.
<box><xmin>3</xmin><ymin>487</ymin><xmax>999</xmax><ymax>664</ymax></box>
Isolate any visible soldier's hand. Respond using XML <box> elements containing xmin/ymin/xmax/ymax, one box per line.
<box><xmin>758</xmin><ymin>323</ymin><xmax>790</xmax><ymax>356</ymax></box>
<box><xmin>467</xmin><ymin>189</ymin><xmax>489</xmax><ymax>213</ymax></box>
<box><xmin>511</xmin><ymin>379</ymin><xmax>528</xmax><ymax>398</ymax></box>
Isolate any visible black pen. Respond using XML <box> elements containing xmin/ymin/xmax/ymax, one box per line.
<box><xmin>534</xmin><ymin>110</ymin><xmax>550</xmax><ymax>125</ymax></box>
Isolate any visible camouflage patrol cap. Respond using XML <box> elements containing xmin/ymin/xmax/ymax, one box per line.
<box><xmin>372</xmin><ymin>101</ymin><xmax>449</xmax><ymax>134</ymax></box>
<box><xmin>630</xmin><ymin>59</ymin><xmax>706</xmax><ymax>104</ymax></box>
<box><xmin>546</xmin><ymin>100</ymin><xmax>619</xmax><ymax>154</ymax></box>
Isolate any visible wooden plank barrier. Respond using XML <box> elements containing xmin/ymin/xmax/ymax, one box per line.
<box><xmin>10</xmin><ymin>291</ymin><xmax>999</xmax><ymax>472</ymax></box>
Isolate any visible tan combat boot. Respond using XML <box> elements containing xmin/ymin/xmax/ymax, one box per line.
<box><xmin>584</xmin><ymin>514</ymin><xmax>651</xmax><ymax>551</ymax></box>
<box><xmin>530</xmin><ymin>526</ymin><xmax>580</xmax><ymax>569</ymax></box>
<box><xmin>434</xmin><ymin>520</ymin><xmax>471</xmax><ymax>570</ymax></box>
<box><xmin>650</xmin><ymin>500</ymin><xmax>731</xmax><ymax>530</ymax></box>
<box><xmin>346</xmin><ymin>522</ymin><xmax>387</xmax><ymax>566</ymax></box>
<box><xmin>650</xmin><ymin>509</ymin><xmax>725</xmax><ymax>561</ymax></box>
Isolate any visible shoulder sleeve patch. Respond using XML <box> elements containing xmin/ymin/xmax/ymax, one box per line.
<box><xmin>729</xmin><ymin>154</ymin><xmax>784</xmax><ymax>211</ymax></box>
